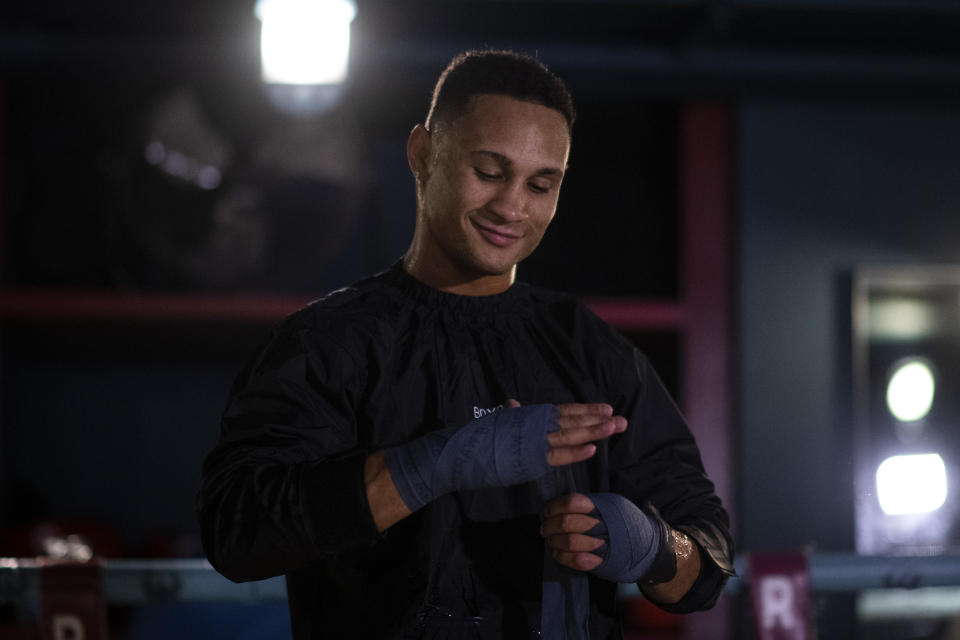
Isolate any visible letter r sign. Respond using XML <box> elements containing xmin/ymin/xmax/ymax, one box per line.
<box><xmin>749</xmin><ymin>551</ymin><xmax>815</xmax><ymax>640</ymax></box>
<box><xmin>52</xmin><ymin>614</ymin><xmax>85</xmax><ymax>640</ymax></box>
<box><xmin>39</xmin><ymin>561</ymin><xmax>108</xmax><ymax>640</ymax></box>
<box><xmin>760</xmin><ymin>575</ymin><xmax>797</xmax><ymax>631</ymax></box>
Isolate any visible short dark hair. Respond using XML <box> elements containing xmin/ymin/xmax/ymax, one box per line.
<box><xmin>425</xmin><ymin>50</ymin><xmax>576</xmax><ymax>133</ymax></box>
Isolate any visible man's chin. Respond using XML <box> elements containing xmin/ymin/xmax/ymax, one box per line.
<box><xmin>471</xmin><ymin>259</ymin><xmax>518</xmax><ymax>279</ymax></box>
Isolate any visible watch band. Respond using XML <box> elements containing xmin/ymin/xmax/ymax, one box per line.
<box><xmin>639</xmin><ymin>506</ymin><xmax>678</xmax><ymax>585</ymax></box>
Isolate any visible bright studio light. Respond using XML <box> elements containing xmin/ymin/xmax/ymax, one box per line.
<box><xmin>876</xmin><ymin>454</ymin><xmax>948</xmax><ymax>515</ymax></box>
<box><xmin>256</xmin><ymin>0</ymin><xmax>356</xmax><ymax>85</ymax></box>
<box><xmin>869</xmin><ymin>298</ymin><xmax>935</xmax><ymax>341</ymax></box>
<box><xmin>886</xmin><ymin>358</ymin><xmax>936</xmax><ymax>422</ymax></box>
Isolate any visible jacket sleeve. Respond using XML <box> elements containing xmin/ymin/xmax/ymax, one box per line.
<box><xmin>196</xmin><ymin>316</ymin><xmax>380</xmax><ymax>582</ymax></box>
<box><xmin>605</xmin><ymin>347</ymin><xmax>735</xmax><ymax>612</ymax></box>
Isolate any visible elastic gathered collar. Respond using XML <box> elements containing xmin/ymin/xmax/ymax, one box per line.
<box><xmin>378</xmin><ymin>259</ymin><xmax>531</xmax><ymax>317</ymax></box>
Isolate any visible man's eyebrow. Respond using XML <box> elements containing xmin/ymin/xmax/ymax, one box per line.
<box><xmin>471</xmin><ymin>150</ymin><xmax>565</xmax><ymax>177</ymax></box>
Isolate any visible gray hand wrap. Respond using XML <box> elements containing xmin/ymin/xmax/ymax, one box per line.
<box><xmin>585</xmin><ymin>492</ymin><xmax>665</xmax><ymax>583</ymax></box>
<box><xmin>383</xmin><ymin>404</ymin><xmax>559</xmax><ymax>512</ymax></box>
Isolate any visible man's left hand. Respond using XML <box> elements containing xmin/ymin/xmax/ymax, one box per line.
<box><xmin>542</xmin><ymin>491</ymin><xmax>671</xmax><ymax>586</ymax></box>
<box><xmin>539</xmin><ymin>492</ymin><xmax>605</xmax><ymax>571</ymax></box>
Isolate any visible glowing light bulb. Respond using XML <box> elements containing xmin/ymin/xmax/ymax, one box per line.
<box><xmin>886</xmin><ymin>358</ymin><xmax>935</xmax><ymax>422</ymax></box>
<box><xmin>256</xmin><ymin>0</ymin><xmax>357</xmax><ymax>85</ymax></box>
<box><xmin>876</xmin><ymin>453</ymin><xmax>948</xmax><ymax>515</ymax></box>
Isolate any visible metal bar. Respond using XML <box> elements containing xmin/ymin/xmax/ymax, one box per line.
<box><xmin>5</xmin><ymin>554</ymin><xmax>960</xmax><ymax>605</ymax></box>
<box><xmin>678</xmin><ymin>100</ymin><xmax>735</xmax><ymax>640</ymax></box>
<box><xmin>0</xmin><ymin>292</ymin><xmax>681</xmax><ymax>330</ymax></box>
<box><xmin>858</xmin><ymin>587</ymin><xmax>960</xmax><ymax>621</ymax></box>
<box><xmin>0</xmin><ymin>291</ymin><xmax>312</xmax><ymax>323</ymax></box>
<box><xmin>0</xmin><ymin>559</ymin><xmax>287</xmax><ymax>605</ymax></box>
<box><xmin>617</xmin><ymin>552</ymin><xmax>960</xmax><ymax>598</ymax></box>
<box><xmin>807</xmin><ymin>552</ymin><xmax>960</xmax><ymax>593</ymax></box>
<box><xmin>585</xmin><ymin>299</ymin><xmax>685</xmax><ymax>331</ymax></box>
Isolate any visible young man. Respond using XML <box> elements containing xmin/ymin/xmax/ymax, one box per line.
<box><xmin>198</xmin><ymin>50</ymin><xmax>733</xmax><ymax>639</ymax></box>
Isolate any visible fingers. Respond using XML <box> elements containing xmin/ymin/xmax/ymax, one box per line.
<box><xmin>548</xmin><ymin>415</ymin><xmax>627</xmax><ymax>446</ymax></box>
<box><xmin>540</xmin><ymin>494</ymin><xmax>605</xmax><ymax>572</ymax></box>
<box><xmin>542</xmin><ymin>526</ymin><xmax>605</xmax><ymax>571</ymax></box>
<box><xmin>541</xmin><ymin>495</ymin><xmax>600</xmax><ymax>545</ymax></box>
<box><xmin>553</xmin><ymin>404</ymin><xmax>626</xmax><ymax>439</ymax></box>
<box><xmin>546</xmin><ymin>409</ymin><xmax>627</xmax><ymax>467</ymax></box>
<box><xmin>546</xmin><ymin>532</ymin><xmax>604</xmax><ymax>553</ymax></box>
<box><xmin>541</xmin><ymin>513</ymin><xmax>599</xmax><ymax>537</ymax></box>
<box><xmin>552</xmin><ymin>550</ymin><xmax>604</xmax><ymax>572</ymax></box>
<box><xmin>554</xmin><ymin>402</ymin><xmax>614</xmax><ymax>418</ymax></box>
<box><xmin>546</xmin><ymin>443</ymin><xmax>596</xmax><ymax>467</ymax></box>
<box><xmin>542</xmin><ymin>492</ymin><xmax>596</xmax><ymax>519</ymax></box>
<box><xmin>501</xmin><ymin>400</ymin><xmax>626</xmax><ymax>468</ymax></box>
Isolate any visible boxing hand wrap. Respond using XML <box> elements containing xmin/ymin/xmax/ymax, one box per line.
<box><xmin>383</xmin><ymin>404</ymin><xmax>558</xmax><ymax>512</ymax></box>
<box><xmin>585</xmin><ymin>493</ymin><xmax>677</xmax><ymax>585</ymax></box>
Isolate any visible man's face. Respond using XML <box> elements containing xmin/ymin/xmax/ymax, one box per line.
<box><xmin>414</xmin><ymin>94</ymin><xmax>571</xmax><ymax>287</ymax></box>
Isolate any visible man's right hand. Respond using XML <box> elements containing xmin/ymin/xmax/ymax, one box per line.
<box><xmin>376</xmin><ymin>401</ymin><xmax>626</xmax><ymax>518</ymax></box>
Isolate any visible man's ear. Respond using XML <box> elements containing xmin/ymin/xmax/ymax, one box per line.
<box><xmin>406</xmin><ymin>124</ymin><xmax>432</xmax><ymax>185</ymax></box>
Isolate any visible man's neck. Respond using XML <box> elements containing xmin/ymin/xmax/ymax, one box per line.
<box><xmin>402</xmin><ymin>252</ymin><xmax>515</xmax><ymax>296</ymax></box>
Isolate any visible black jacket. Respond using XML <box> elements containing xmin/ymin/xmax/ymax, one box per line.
<box><xmin>197</xmin><ymin>262</ymin><xmax>733</xmax><ymax>639</ymax></box>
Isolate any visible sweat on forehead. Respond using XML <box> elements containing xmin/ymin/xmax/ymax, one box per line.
<box><xmin>425</xmin><ymin>49</ymin><xmax>576</xmax><ymax>133</ymax></box>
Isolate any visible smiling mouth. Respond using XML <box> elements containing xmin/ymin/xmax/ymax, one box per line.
<box><xmin>471</xmin><ymin>220</ymin><xmax>521</xmax><ymax>247</ymax></box>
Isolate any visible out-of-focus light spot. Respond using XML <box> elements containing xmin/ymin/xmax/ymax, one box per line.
<box><xmin>42</xmin><ymin>534</ymin><xmax>93</xmax><ymax>563</ymax></box>
<box><xmin>870</xmin><ymin>298</ymin><xmax>935</xmax><ymax>340</ymax></box>
<box><xmin>876</xmin><ymin>453</ymin><xmax>947</xmax><ymax>515</ymax></box>
<box><xmin>164</xmin><ymin>149</ymin><xmax>196</xmax><ymax>179</ymax></box>
<box><xmin>144</xmin><ymin>140</ymin><xmax>223</xmax><ymax>190</ymax></box>
<box><xmin>196</xmin><ymin>166</ymin><xmax>222</xmax><ymax>191</ymax></box>
<box><xmin>144</xmin><ymin>140</ymin><xmax>166</xmax><ymax>166</ymax></box>
<box><xmin>256</xmin><ymin>0</ymin><xmax>356</xmax><ymax>85</ymax></box>
<box><xmin>886</xmin><ymin>358</ymin><xmax>936</xmax><ymax>422</ymax></box>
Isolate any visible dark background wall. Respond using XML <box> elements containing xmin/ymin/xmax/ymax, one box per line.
<box><xmin>738</xmin><ymin>102</ymin><xmax>960</xmax><ymax>552</ymax></box>
<box><xmin>3</xmin><ymin>2</ymin><xmax>960</xmax><ymax>637</ymax></box>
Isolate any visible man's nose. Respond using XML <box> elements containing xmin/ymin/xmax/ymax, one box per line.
<box><xmin>487</xmin><ymin>181</ymin><xmax>528</xmax><ymax>221</ymax></box>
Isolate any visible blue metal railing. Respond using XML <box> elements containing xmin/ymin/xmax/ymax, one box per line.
<box><xmin>0</xmin><ymin>558</ymin><xmax>285</xmax><ymax>605</ymax></box>
<box><xmin>3</xmin><ymin>553</ymin><xmax>960</xmax><ymax>604</ymax></box>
